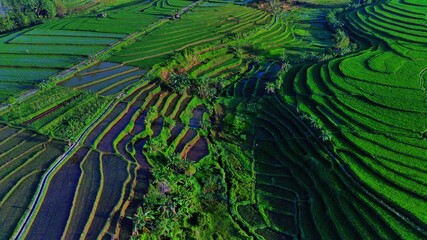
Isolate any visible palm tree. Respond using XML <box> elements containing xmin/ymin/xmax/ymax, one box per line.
<box><xmin>320</xmin><ymin>129</ymin><xmax>332</xmax><ymax>141</ymax></box>
<box><xmin>132</xmin><ymin>208</ymin><xmax>155</xmax><ymax>235</ymax></box>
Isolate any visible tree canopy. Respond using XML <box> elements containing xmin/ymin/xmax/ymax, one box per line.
<box><xmin>0</xmin><ymin>0</ymin><xmax>58</xmax><ymax>32</ymax></box>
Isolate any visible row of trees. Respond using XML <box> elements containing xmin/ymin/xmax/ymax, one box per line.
<box><xmin>166</xmin><ymin>72</ymin><xmax>224</xmax><ymax>101</ymax></box>
<box><xmin>265</xmin><ymin>56</ymin><xmax>292</xmax><ymax>94</ymax></box>
<box><xmin>326</xmin><ymin>9</ymin><xmax>358</xmax><ymax>56</ymax></box>
<box><xmin>0</xmin><ymin>0</ymin><xmax>59</xmax><ymax>32</ymax></box>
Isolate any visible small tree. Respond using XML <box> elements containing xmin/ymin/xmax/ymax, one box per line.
<box><xmin>6</xmin><ymin>96</ymin><xmax>18</xmax><ymax>105</ymax></box>
<box><xmin>335</xmin><ymin>29</ymin><xmax>350</xmax><ymax>51</ymax></box>
<box><xmin>223</xmin><ymin>113</ymin><xmax>250</xmax><ymax>136</ymax></box>
<box><xmin>131</xmin><ymin>208</ymin><xmax>155</xmax><ymax>235</ymax></box>
<box><xmin>168</xmin><ymin>72</ymin><xmax>192</xmax><ymax>94</ymax></box>
<box><xmin>194</xmin><ymin>77</ymin><xmax>220</xmax><ymax>100</ymax></box>
<box><xmin>275</xmin><ymin>60</ymin><xmax>291</xmax><ymax>90</ymax></box>
<box><xmin>55</xmin><ymin>1</ymin><xmax>66</xmax><ymax>18</ymax></box>
<box><xmin>320</xmin><ymin>129</ymin><xmax>332</xmax><ymax>141</ymax></box>
<box><xmin>268</xmin><ymin>0</ymin><xmax>283</xmax><ymax>15</ymax></box>
<box><xmin>163</xmin><ymin>116</ymin><xmax>175</xmax><ymax>129</ymax></box>
<box><xmin>145</xmin><ymin>137</ymin><xmax>167</xmax><ymax>153</ymax></box>
<box><xmin>265</xmin><ymin>82</ymin><xmax>276</xmax><ymax>94</ymax></box>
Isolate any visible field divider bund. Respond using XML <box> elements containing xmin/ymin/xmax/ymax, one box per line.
<box><xmin>97</xmin><ymin>161</ymin><xmax>134</xmax><ymax>239</ymax></box>
<box><xmin>60</xmin><ymin>149</ymin><xmax>93</xmax><ymax>239</ymax></box>
<box><xmin>79</xmin><ymin>152</ymin><xmax>105</xmax><ymax>239</ymax></box>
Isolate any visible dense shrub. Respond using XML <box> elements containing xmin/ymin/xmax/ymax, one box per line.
<box><xmin>168</xmin><ymin>72</ymin><xmax>193</xmax><ymax>95</ymax></box>
<box><xmin>131</xmin><ymin>153</ymin><xmax>231</xmax><ymax>239</ymax></box>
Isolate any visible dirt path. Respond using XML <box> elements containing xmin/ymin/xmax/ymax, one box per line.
<box><xmin>0</xmin><ymin>89</ymin><xmax>39</xmax><ymax>112</ymax></box>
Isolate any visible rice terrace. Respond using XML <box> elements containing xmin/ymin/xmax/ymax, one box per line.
<box><xmin>0</xmin><ymin>0</ymin><xmax>425</xmax><ymax>239</ymax></box>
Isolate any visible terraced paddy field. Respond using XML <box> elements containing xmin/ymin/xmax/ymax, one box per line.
<box><xmin>109</xmin><ymin>3</ymin><xmax>273</xmax><ymax>68</ymax></box>
<box><xmin>15</xmin><ymin>81</ymin><xmax>210</xmax><ymax>239</ymax></box>
<box><xmin>0</xmin><ymin>28</ymin><xmax>125</xmax><ymax>102</ymax></box>
<box><xmin>42</xmin><ymin>0</ymin><xmax>195</xmax><ymax>34</ymax></box>
<box><xmin>0</xmin><ymin>0</ymin><xmax>426</xmax><ymax>239</ymax></box>
<box><xmin>0</xmin><ymin>125</ymin><xmax>66</xmax><ymax>239</ymax></box>
<box><xmin>0</xmin><ymin>0</ymin><xmax>196</xmax><ymax>102</ymax></box>
<box><xmin>288</xmin><ymin>0</ymin><xmax>427</xmax><ymax>230</ymax></box>
<box><xmin>229</xmin><ymin>0</ymin><xmax>425</xmax><ymax>239</ymax></box>
<box><xmin>59</xmin><ymin>62</ymin><xmax>147</xmax><ymax>96</ymax></box>
<box><xmin>223</xmin><ymin>95</ymin><xmax>426</xmax><ymax>239</ymax></box>
<box><xmin>217</xmin><ymin>0</ymin><xmax>426</xmax><ymax>239</ymax></box>
<box><xmin>0</xmin><ymin>86</ymin><xmax>109</xmax><ymax>140</ymax></box>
